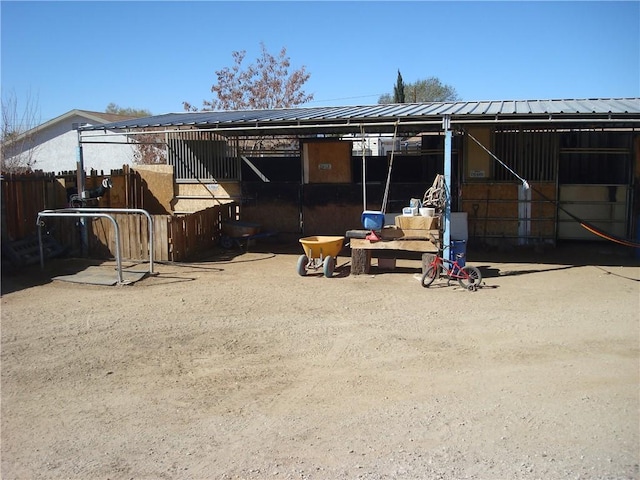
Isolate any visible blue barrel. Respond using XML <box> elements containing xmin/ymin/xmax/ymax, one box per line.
<box><xmin>450</xmin><ymin>240</ymin><xmax>467</xmax><ymax>267</ymax></box>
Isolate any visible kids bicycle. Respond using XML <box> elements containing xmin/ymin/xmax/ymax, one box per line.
<box><xmin>421</xmin><ymin>243</ymin><xmax>482</xmax><ymax>291</ymax></box>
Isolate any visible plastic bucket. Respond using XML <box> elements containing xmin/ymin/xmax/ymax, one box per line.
<box><xmin>419</xmin><ymin>207</ymin><xmax>436</xmax><ymax>217</ymax></box>
<box><xmin>450</xmin><ymin>240</ymin><xmax>467</xmax><ymax>267</ymax></box>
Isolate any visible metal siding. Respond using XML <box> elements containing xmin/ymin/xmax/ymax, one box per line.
<box><xmin>81</xmin><ymin>98</ymin><xmax>640</xmax><ymax>132</ymax></box>
<box><xmin>166</xmin><ymin>131</ymin><xmax>239</xmax><ymax>181</ymax></box>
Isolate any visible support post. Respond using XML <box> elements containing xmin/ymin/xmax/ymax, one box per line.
<box><xmin>351</xmin><ymin>249</ymin><xmax>371</xmax><ymax>275</ymax></box>
<box><xmin>76</xmin><ymin>130</ymin><xmax>88</xmax><ymax>256</ymax></box>
<box><xmin>76</xmin><ymin>131</ymin><xmax>86</xmax><ymax>199</ymax></box>
<box><xmin>443</xmin><ymin>115</ymin><xmax>452</xmax><ymax>256</ymax></box>
<box><xmin>518</xmin><ymin>184</ymin><xmax>532</xmax><ymax>245</ymax></box>
<box><xmin>361</xmin><ymin>125</ymin><xmax>367</xmax><ymax>210</ymax></box>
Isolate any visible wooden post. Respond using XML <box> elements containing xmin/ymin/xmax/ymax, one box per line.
<box><xmin>351</xmin><ymin>249</ymin><xmax>371</xmax><ymax>275</ymax></box>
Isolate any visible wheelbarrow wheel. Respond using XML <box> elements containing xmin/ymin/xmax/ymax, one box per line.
<box><xmin>323</xmin><ymin>256</ymin><xmax>335</xmax><ymax>278</ymax></box>
<box><xmin>296</xmin><ymin>254</ymin><xmax>308</xmax><ymax>276</ymax></box>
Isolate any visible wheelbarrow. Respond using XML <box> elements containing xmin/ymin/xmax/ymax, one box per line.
<box><xmin>297</xmin><ymin>236</ymin><xmax>344</xmax><ymax>278</ymax></box>
<box><xmin>220</xmin><ymin>220</ymin><xmax>276</xmax><ymax>251</ymax></box>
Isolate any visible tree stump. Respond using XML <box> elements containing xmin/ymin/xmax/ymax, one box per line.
<box><xmin>422</xmin><ymin>253</ymin><xmax>437</xmax><ymax>274</ymax></box>
<box><xmin>351</xmin><ymin>249</ymin><xmax>371</xmax><ymax>275</ymax></box>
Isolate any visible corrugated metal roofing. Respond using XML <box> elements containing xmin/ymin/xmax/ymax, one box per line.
<box><xmin>80</xmin><ymin>98</ymin><xmax>640</xmax><ymax>135</ymax></box>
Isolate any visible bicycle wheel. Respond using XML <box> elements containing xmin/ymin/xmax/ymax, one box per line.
<box><xmin>458</xmin><ymin>265</ymin><xmax>482</xmax><ymax>289</ymax></box>
<box><xmin>421</xmin><ymin>265</ymin><xmax>440</xmax><ymax>288</ymax></box>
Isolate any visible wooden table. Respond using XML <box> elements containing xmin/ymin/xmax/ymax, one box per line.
<box><xmin>347</xmin><ymin>228</ymin><xmax>439</xmax><ymax>275</ymax></box>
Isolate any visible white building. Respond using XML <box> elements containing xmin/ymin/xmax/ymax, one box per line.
<box><xmin>4</xmin><ymin>110</ymin><xmax>137</xmax><ymax>174</ymax></box>
<box><xmin>344</xmin><ymin>134</ymin><xmax>421</xmax><ymax>156</ymax></box>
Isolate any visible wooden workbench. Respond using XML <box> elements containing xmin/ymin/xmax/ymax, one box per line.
<box><xmin>347</xmin><ymin>227</ymin><xmax>439</xmax><ymax>275</ymax></box>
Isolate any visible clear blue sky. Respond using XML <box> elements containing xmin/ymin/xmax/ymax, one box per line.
<box><xmin>2</xmin><ymin>1</ymin><xmax>639</xmax><ymax>123</ymax></box>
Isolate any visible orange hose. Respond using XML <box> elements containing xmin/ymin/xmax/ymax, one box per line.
<box><xmin>580</xmin><ymin>222</ymin><xmax>640</xmax><ymax>248</ymax></box>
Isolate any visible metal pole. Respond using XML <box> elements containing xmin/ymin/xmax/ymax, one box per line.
<box><xmin>38</xmin><ymin>219</ymin><xmax>44</xmax><ymax>270</ymax></box>
<box><xmin>76</xmin><ymin>130</ymin><xmax>86</xmax><ymax>199</ymax></box>
<box><xmin>44</xmin><ymin>208</ymin><xmax>155</xmax><ymax>275</ymax></box>
<box><xmin>76</xmin><ymin>130</ymin><xmax>88</xmax><ymax>256</ymax></box>
<box><xmin>443</xmin><ymin>115</ymin><xmax>452</xmax><ymax>256</ymax></box>
<box><xmin>361</xmin><ymin>125</ymin><xmax>367</xmax><ymax>210</ymax></box>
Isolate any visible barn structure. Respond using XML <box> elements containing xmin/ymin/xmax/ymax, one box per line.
<box><xmin>78</xmin><ymin>98</ymin><xmax>640</xmax><ymax>249</ymax></box>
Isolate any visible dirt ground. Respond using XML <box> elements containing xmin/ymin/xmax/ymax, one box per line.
<box><xmin>1</xmin><ymin>240</ymin><xmax>639</xmax><ymax>480</ymax></box>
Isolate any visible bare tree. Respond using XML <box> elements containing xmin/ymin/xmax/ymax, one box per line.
<box><xmin>1</xmin><ymin>90</ymin><xmax>41</xmax><ymax>173</ymax></box>
<box><xmin>183</xmin><ymin>43</ymin><xmax>313</xmax><ymax>155</ymax></box>
<box><xmin>183</xmin><ymin>42</ymin><xmax>313</xmax><ymax>111</ymax></box>
<box><xmin>103</xmin><ymin>103</ymin><xmax>165</xmax><ymax>165</ymax></box>
<box><xmin>131</xmin><ymin>131</ymin><xmax>167</xmax><ymax>165</ymax></box>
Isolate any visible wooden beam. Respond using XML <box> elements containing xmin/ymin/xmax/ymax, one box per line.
<box><xmin>349</xmin><ymin>238</ymin><xmax>438</xmax><ymax>252</ymax></box>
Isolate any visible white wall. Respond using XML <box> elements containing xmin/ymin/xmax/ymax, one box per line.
<box><xmin>16</xmin><ymin>114</ymin><xmax>135</xmax><ymax>174</ymax></box>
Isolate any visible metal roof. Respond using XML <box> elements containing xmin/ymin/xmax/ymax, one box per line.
<box><xmin>80</xmin><ymin>98</ymin><xmax>640</xmax><ymax>136</ymax></box>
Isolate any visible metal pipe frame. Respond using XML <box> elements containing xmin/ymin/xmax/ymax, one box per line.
<box><xmin>42</xmin><ymin>208</ymin><xmax>155</xmax><ymax>275</ymax></box>
<box><xmin>37</xmin><ymin>211</ymin><xmax>124</xmax><ymax>285</ymax></box>
<box><xmin>77</xmin><ymin>117</ymin><xmax>640</xmax><ymax>141</ymax></box>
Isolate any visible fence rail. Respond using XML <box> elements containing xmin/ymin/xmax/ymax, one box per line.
<box><xmin>2</xmin><ymin>169</ymin><xmax>236</xmax><ymax>264</ymax></box>
<box><xmin>86</xmin><ymin>205</ymin><xmax>235</xmax><ymax>262</ymax></box>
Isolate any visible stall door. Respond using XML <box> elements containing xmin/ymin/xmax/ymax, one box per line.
<box><xmin>557</xmin><ymin>131</ymin><xmax>633</xmax><ymax>241</ymax></box>
<box><xmin>557</xmin><ymin>185</ymin><xmax>629</xmax><ymax>240</ymax></box>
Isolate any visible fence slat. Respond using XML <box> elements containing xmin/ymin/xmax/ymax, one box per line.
<box><xmin>2</xmin><ymin>169</ymin><xmax>235</xmax><ymax>262</ymax></box>
<box><xmin>156</xmin><ymin>216</ymin><xmax>169</xmax><ymax>261</ymax></box>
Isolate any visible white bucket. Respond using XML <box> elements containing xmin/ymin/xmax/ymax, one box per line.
<box><xmin>419</xmin><ymin>207</ymin><xmax>435</xmax><ymax>217</ymax></box>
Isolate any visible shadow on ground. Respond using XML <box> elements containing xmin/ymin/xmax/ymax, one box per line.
<box><xmin>2</xmin><ymin>238</ymin><xmax>638</xmax><ymax>296</ymax></box>
<box><xmin>1</xmin><ymin>257</ymin><xmax>109</xmax><ymax>295</ymax></box>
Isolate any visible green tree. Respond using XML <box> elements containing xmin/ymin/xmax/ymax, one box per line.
<box><xmin>405</xmin><ymin>77</ymin><xmax>459</xmax><ymax>102</ymax></box>
<box><xmin>379</xmin><ymin>76</ymin><xmax>459</xmax><ymax>104</ymax></box>
<box><xmin>183</xmin><ymin>42</ymin><xmax>313</xmax><ymax>111</ymax></box>
<box><xmin>394</xmin><ymin>70</ymin><xmax>406</xmax><ymax>103</ymax></box>
<box><xmin>105</xmin><ymin>103</ymin><xmax>151</xmax><ymax>117</ymax></box>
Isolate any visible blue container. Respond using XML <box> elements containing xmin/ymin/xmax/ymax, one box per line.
<box><xmin>450</xmin><ymin>240</ymin><xmax>467</xmax><ymax>267</ymax></box>
<box><xmin>361</xmin><ymin>210</ymin><xmax>385</xmax><ymax>230</ymax></box>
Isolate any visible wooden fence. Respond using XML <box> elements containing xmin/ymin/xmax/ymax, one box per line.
<box><xmin>86</xmin><ymin>205</ymin><xmax>236</xmax><ymax>262</ymax></box>
<box><xmin>2</xmin><ymin>169</ymin><xmax>237</xmax><ymax>264</ymax></box>
<box><xmin>1</xmin><ymin>166</ymin><xmax>143</xmax><ymax>241</ymax></box>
